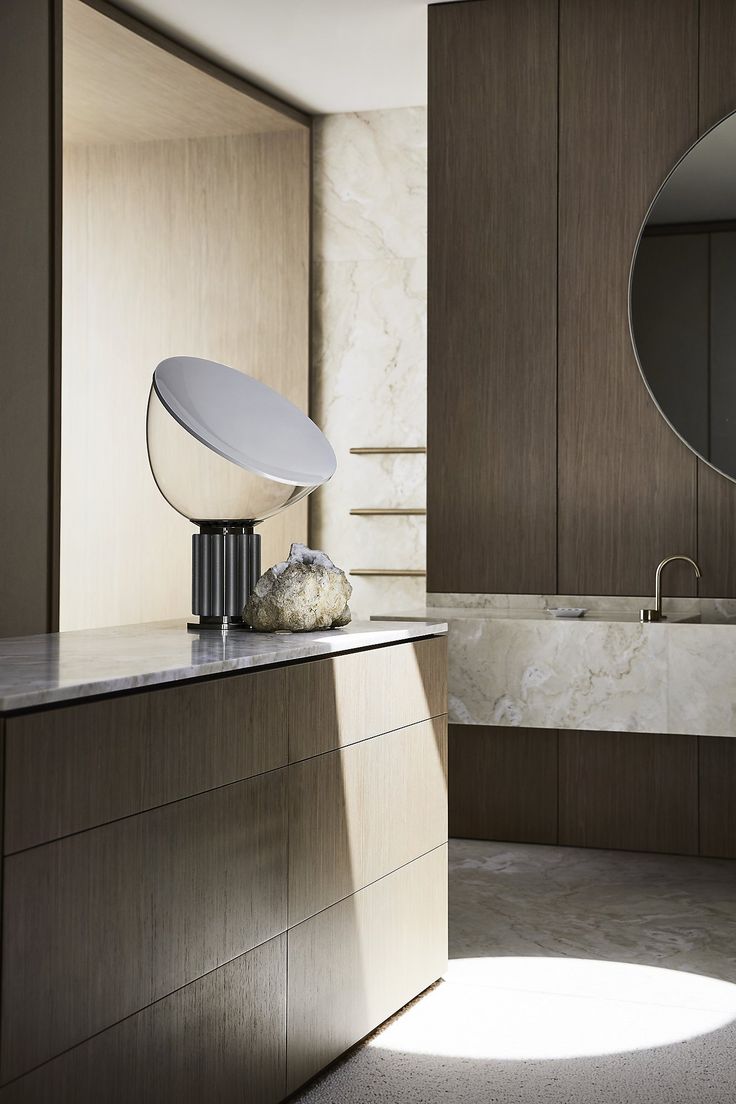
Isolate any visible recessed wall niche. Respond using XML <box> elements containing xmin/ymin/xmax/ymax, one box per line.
<box><xmin>60</xmin><ymin>0</ymin><xmax>309</xmax><ymax>630</ymax></box>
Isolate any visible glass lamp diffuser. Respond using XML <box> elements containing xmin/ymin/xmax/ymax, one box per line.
<box><xmin>147</xmin><ymin>356</ymin><xmax>336</xmax><ymax>630</ymax></box>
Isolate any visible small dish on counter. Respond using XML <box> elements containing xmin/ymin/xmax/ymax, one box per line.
<box><xmin>545</xmin><ymin>607</ymin><xmax>587</xmax><ymax>618</ymax></box>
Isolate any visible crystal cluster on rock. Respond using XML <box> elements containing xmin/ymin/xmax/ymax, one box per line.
<box><xmin>244</xmin><ymin>543</ymin><xmax>352</xmax><ymax>632</ymax></box>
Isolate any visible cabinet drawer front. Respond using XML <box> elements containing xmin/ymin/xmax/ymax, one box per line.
<box><xmin>287</xmin><ymin>636</ymin><xmax>447</xmax><ymax>761</ymax></box>
<box><xmin>289</xmin><ymin>716</ymin><xmax>448</xmax><ymax>925</ymax></box>
<box><xmin>559</xmin><ymin>730</ymin><xmax>698</xmax><ymax>855</ymax></box>
<box><xmin>1</xmin><ymin>771</ymin><xmax>287</xmax><ymax>1082</ymax></box>
<box><xmin>0</xmin><ymin>936</ymin><xmax>286</xmax><ymax>1104</ymax></box>
<box><xmin>5</xmin><ymin>666</ymin><xmax>287</xmax><ymax>852</ymax></box>
<box><xmin>287</xmin><ymin>844</ymin><xmax>448</xmax><ymax>1094</ymax></box>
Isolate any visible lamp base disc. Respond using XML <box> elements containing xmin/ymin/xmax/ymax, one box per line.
<box><xmin>187</xmin><ymin>618</ymin><xmax>254</xmax><ymax>632</ymax></box>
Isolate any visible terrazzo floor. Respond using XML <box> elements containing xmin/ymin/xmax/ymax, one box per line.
<box><xmin>292</xmin><ymin>839</ymin><xmax>736</xmax><ymax>1103</ymax></box>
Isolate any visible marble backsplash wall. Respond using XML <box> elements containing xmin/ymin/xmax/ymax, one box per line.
<box><xmin>310</xmin><ymin>108</ymin><xmax>427</xmax><ymax>619</ymax></box>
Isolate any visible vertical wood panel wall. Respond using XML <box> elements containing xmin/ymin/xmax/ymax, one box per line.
<box><xmin>428</xmin><ymin>0</ymin><xmax>736</xmax><ymax>598</ymax></box>
<box><xmin>427</xmin><ymin>0</ymin><xmax>558</xmax><ymax>594</ymax></box>
<box><xmin>0</xmin><ymin>0</ymin><xmax>59</xmax><ymax>637</ymax></box>
<box><xmin>557</xmin><ymin>0</ymin><xmax>698</xmax><ymax>596</ymax></box>
<box><xmin>696</xmin><ymin>0</ymin><xmax>736</xmax><ymax>596</ymax></box>
<box><xmin>61</xmin><ymin>129</ymin><xmax>309</xmax><ymax>630</ymax></box>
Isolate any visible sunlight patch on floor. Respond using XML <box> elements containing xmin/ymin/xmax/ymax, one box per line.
<box><xmin>369</xmin><ymin>957</ymin><xmax>736</xmax><ymax>1061</ymax></box>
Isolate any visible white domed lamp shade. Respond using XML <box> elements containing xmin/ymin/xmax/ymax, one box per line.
<box><xmin>146</xmin><ymin>357</ymin><xmax>336</xmax><ymax>630</ymax></box>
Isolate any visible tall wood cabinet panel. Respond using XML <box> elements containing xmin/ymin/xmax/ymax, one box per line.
<box><xmin>1</xmin><ymin>771</ymin><xmax>288</xmax><ymax>1082</ymax></box>
<box><xmin>427</xmin><ymin>0</ymin><xmax>558</xmax><ymax>594</ymax></box>
<box><xmin>696</xmin><ymin>1</ymin><xmax>736</xmax><ymax>597</ymax></box>
<box><xmin>0</xmin><ymin>937</ymin><xmax>287</xmax><ymax>1104</ymax></box>
<box><xmin>557</xmin><ymin>0</ymin><xmax>698</xmax><ymax>597</ymax></box>
<box><xmin>0</xmin><ymin>0</ymin><xmax>59</xmax><ymax>637</ymax></box>
<box><xmin>699</xmin><ymin>0</ymin><xmax>736</xmax><ymax>128</ymax></box>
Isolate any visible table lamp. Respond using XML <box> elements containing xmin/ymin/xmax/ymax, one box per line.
<box><xmin>147</xmin><ymin>356</ymin><xmax>336</xmax><ymax>630</ymax></box>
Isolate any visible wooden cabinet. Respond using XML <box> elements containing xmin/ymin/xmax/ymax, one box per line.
<box><xmin>287</xmin><ymin>636</ymin><xmax>447</xmax><ymax>760</ymax></box>
<box><xmin>0</xmin><ymin>937</ymin><xmax>287</xmax><ymax>1104</ymax></box>
<box><xmin>0</xmin><ymin>634</ymin><xmax>448</xmax><ymax>1098</ymax></box>
<box><xmin>449</xmin><ymin>724</ymin><xmax>558</xmax><ymax>844</ymax></box>
<box><xmin>559</xmin><ymin>730</ymin><xmax>698</xmax><ymax>855</ymax></box>
<box><xmin>4</xmin><ymin>666</ymin><xmax>288</xmax><ymax>852</ymax></box>
<box><xmin>699</xmin><ymin>736</ymin><xmax>736</xmax><ymax>858</ymax></box>
<box><xmin>289</xmin><ymin>716</ymin><xmax>447</xmax><ymax>925</ymax></box>
<box><xmin>451</xmin><ymin>721</ymin><xmax>736</xmax><ymax>860</ymax></box>
<box><xmin>450</xmin><ymin>723</ymin><xmax>725</xmax><ymax>858</ymax></box>
<box><xmin>286</xmin><ymin>845</ymin><xmax>448</xmax><ymax>1094</ymax></box>
<box><xmin>2</xmin><ymin>771</ymin><xmax>288</xmax><ymax>1081</ymax></box>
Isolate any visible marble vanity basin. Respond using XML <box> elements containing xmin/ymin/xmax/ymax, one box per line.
<box><xmin>373</xmin><ymin>604</ymin><xmax>736</xmax><ymax>738</ymax></box>
<box><xmin>668</xmin><ymin>611</ymin><xmax>736</xmax><ymax>624</ymax></box>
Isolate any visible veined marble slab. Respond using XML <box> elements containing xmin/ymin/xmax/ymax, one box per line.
<box><xmin>311</xmin><ymin>108</ymin><xmax>428</xmax><ymax>620</ymax></box>
<box><xmin>0</xmin><ymin>619</ymin><xmax>447</xmax><ymax>713</ymax></box>
<box><xmin>374</xmin><ymin>605</ymin><xmax>736</xmax><ymax>738</ymax></box>
<box><xmin>427</xmin><ymin>592</ymin><xmax>736</xmax><ymax>620</ymax></box>
<box><xmin>668</xmin><ymin>625</ymin><xmax>736</xmax><ymax>737</ymax></box>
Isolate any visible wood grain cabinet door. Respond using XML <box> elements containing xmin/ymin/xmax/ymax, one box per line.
<box><xmin>0</xmin><ymin>770</ymin><xmax>288</xmax><ymax>1082</ymax></box>
<box><xmin>286</xmin><ymin>845</ymin><xmax>448</xmax><ymax>1095</ymax></box>
<box><xmin>287</xmin><ymin>637</ymin><xmax>447</xmax><ymax>761</ymax></box>
<box><xmin>449</xmin><ymin>724</ymin><xmax>559</xmax><ymax>843</ymax></box>
<box><xmin>699</xmin><ymin>735</ymin><xmax>736</xmax><ymax>858</ymax></box>
<box><xmin>4</xmin><ymin>665</ymin><xmax>287</xmax><ymax>852</ymax></box>
<box><xmin>289</xmin><ymin>716</ymin><xmax>448</xmax><ymax>925</ymax></box>
<box><xmin>559</xmin><ymin>730</ymin><xmax>698</xmax><ymax>855</ymax></box>
<box><xmin>0</xmin><ymin>936</ymin><xmax>287</xmax><ymax>1104</ymax></box>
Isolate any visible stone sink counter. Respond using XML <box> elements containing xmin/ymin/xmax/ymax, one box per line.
<box><xmin>0</xmin><ymin>619</ymin><xmax>448</xmax><ymax>713</ymax></box>
<box><xmin>373</xmin><ymin>600</ymin><xmax>736</xmax><ymax>738</ymax></box>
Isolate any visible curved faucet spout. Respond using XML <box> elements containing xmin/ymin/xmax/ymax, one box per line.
<box><xmin>641</xmin><ymin>555</ymin><xmax>702</xmax><ymax>623</ymax></box>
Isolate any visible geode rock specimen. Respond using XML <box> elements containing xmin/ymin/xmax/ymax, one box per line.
<box><xmin>244</xmin><ymin>543</ymin><xmax>352</xmax><ymax>632</ymax></box>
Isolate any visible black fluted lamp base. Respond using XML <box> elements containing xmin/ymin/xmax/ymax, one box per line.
<box><xmin>188</xmin><ymin>524</ymin><xmax>261</xmax><ymax>631</ymax></box>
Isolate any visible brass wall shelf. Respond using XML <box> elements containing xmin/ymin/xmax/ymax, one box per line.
<box><xmin>350</xmin><ymin>508</ymin><xmax>426</xmax><ymax>516</ymax></box>
<box><xmin>350</xmin><ymin>569</ymin><xmax>426</xmax><ymax>577</ymax></box>
<box><xmin>350</xmin><ymin>447</ymin><xmax>427</xmax><ymax>455</ymax></box>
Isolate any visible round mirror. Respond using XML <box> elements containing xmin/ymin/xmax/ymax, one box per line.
<box><xmin>630</xmin><ymin>111</ymin><xmax>736</xmax><ymax>482</ymax></box>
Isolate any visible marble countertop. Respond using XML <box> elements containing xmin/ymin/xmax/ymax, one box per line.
<box><xmin>374</xmin><ymin>606</ymin><xmax>736</xmax><ymax>625</ymax></box>
<box><xmin>0</xmin><ymin>619</ymin><xmax>447</xmax><ymax>713</ymax></box>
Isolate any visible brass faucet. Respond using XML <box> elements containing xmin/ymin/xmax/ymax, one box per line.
<box><xmin>640</xmin><ymin>556</ymin><xmax>702</xmax><ymax>622</ymax></box>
